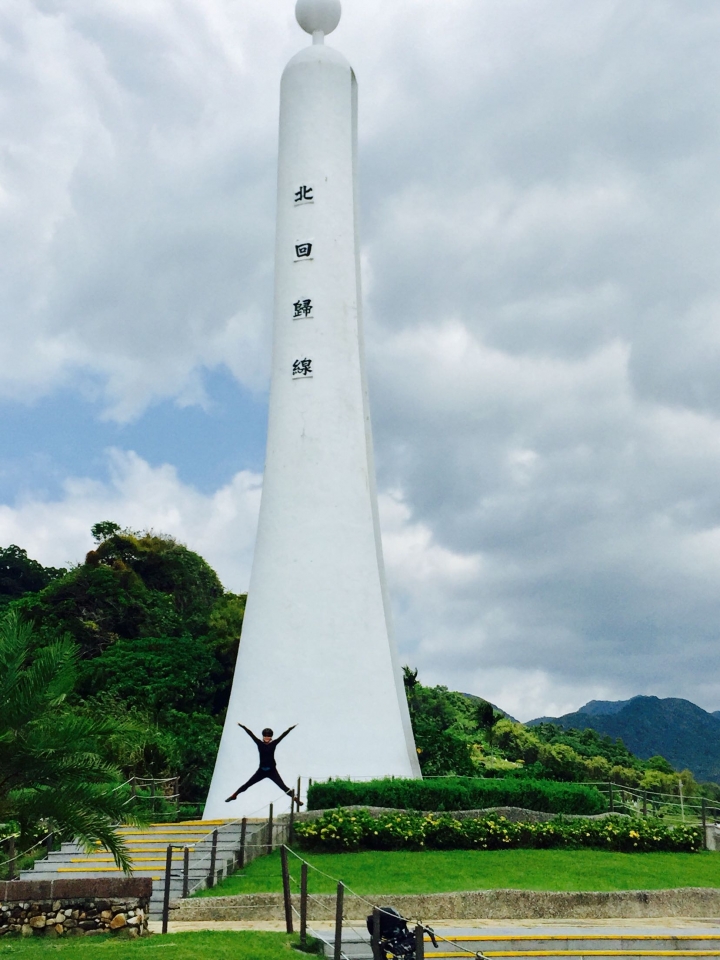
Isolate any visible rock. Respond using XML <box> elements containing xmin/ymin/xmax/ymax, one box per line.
<box><xmin>52</xmin><ymin>901</ymin><xmax>61</xmax><ymax>912</ymax></box>
<box><xmin>21</xmin><ymin>924</ymin><xmax>33</xmax><ymax>937</ymax></box>
<box><xmin>29</xmin><ymin>916</ymin><xmax>46</xmax><ymax>928</ymax></box>
<box><xmin>79</xmin><ymin>921</ymin><xmax>97</xmax><ymax>930</ymax></box>
<box><xmin>55</xmin><ymin>924</ymin><xmax>65</xmax><ymax>935</ymax></box>
<box><xmin>64</xmin><ymin>918</ymin><xmax>77</xmax><ymax>928</ymax></box>
<box><xmin>109</xmin><ymin>913</ymin><xmax>126</xmax><ymax>929</ymax></box>
<box><xmin>127</xmin><ymin>915</ymin><xmax>141</xmax><ymax>926</ymax></box>
<box><xmin>64</xmin><ymin>908</ymin><xmax>73</xmax><ymax>917</ymax></box>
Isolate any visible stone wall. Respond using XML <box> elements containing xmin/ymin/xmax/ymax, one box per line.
<box><xmin>174</xmin><ymin>887</ymin><xmax>720</xmax><ymax>922</ymax></box>
<box><xmin>0</xmin><ymin>878</ymin><xmax>152</xmax><ymax>938</ymax></box>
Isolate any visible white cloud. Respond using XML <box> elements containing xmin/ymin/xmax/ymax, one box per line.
<box><xmin>0</xmin><ymin>449</ymin><xmax>262</xmax><ymax>590</ymax></box>
<box><xmin>3</xmin><ymin>0</ymin><xmax>720</xmax><ymax>717</ymax></box>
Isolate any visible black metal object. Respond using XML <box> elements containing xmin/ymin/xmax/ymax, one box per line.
<box><xmin>208</xmin><ymin>829</ymin><xmax>218</xmax><ymax>888</ymax></box>
<box><xmin>333</xmin><ymin>882</ymin><xmax>344</xmax><ymax>960</ymax></box>
<box><xmin>280</xmin><ymin>845</ymin><xmax>294</xmax><ymax>933</ymax></box>
<box><xmin>366</xmin><ymin>907</ymin><xmax>420</xmax><ymax>959</ymax></box>
<box><xmin>238</xmin><ymin>817</ymin><xmax>247</xmax><ymax>869</ymax></box>
<box><xmin>7</xmin><ymin>837</ymin><xmax>16</xmax><ymax>881</ymax></box>
<box><xmin>161</xmin><ymin>844</ymin><xmax>173</xmax><ymax>934</ymax></box>
<box><xmin>300</xmin><ymin>862</ymin><xmax>308</xmax><ymax>947</ymax></box>
<box><xmin>182</xmin><ymin>846</ymin><xmax>190</xmax><ymax>898</ymax></box>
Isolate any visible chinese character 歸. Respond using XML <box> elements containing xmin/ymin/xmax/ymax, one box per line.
<box><xmin>293</xmin><ymin>299</ymin><xmax>313</xmax><ymax>318</ymax></box>
<box><xmin>292</xmin><ymin>358</ymin><xmax>313</xmax><ymax>377</ymax></box>
<box><xmin>294</xmin><ymin>185</ymin><xmax>314</xmax><ymax>203</ymax></box>
<box><xmin>295</xmin><ymin>242</ymin><xmax>312</xmax><ymax>259</ymax></box>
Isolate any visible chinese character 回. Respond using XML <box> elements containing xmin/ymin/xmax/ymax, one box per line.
<box><xmin>293</xmin><ymin>299</ymin><xmax>313</xmax><ymax>318</ymax></box>
<box><xmin>295</xmin><ymin>242</ymin><xmax>312</xmax><ymax>259</ymax></box>
<box><xmin>295</xmin><ymin>185</ymin><xmax>313</xmax><ymax>203</ymax></box>
<box><xmin>293</xmin><ymin>358</ymin><xmax>312</xmax><ymax>377</ymax></box>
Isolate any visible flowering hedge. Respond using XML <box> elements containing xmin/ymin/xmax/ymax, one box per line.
<box><xmin>295</xmin><ymin>809</ymin><xmax>702</xmax><ymax>854</ymax></box>
<box><xmin>307</xmin><ymin>777</ymin><xmax>606</xmax><ymax>815</ymax></box>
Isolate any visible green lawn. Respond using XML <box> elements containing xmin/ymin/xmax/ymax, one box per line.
<box><xmin>0</xmin><ymin>931</ymin><xmax>308</xmax><ymax>959</ymax></box>
<box><xmin>197</xmin><ymin>848</ymin><xmax>720</xmax><ymax>897</ymax></box>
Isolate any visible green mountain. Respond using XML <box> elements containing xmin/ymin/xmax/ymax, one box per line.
<box><xmin>528</xmin><ymin>696</ymin><xmax>720</xmax><ymax>783</ymax></box>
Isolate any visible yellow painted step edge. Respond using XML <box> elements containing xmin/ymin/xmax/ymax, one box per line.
<box><xmin>437</xmin><ymin>938</ymin><xmax>720</xmax><ymax>943</ymax></box>
<box><xmin>431</xmin><ymin>954</ymin><xmax>720</xmax><ymax>959</ymax></box>
<box><xmin>483</xmin><ymin>952</ymin><xmax>720</xmax><ymax>957</ymax></box>
<box><xmin>70</xmin><ymin>851</ymin><xmax>183</xmax><ymax>870</ymax></box>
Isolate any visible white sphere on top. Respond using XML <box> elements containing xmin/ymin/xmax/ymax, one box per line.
<box><xmin>295</xmin><ymin>0</ymin><xmax>341</xmax><ymax>36</ymax></box>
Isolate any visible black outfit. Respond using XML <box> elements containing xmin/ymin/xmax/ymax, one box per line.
<box><xmin>227</xmin><ymin>725</ymin><xmax>295</xmax><ymax>800</ymax></box>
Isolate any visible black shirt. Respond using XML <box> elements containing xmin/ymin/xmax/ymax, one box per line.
<box><xmin>242</xmin><ymin>726</ymin><xmax>293</xmax><ymax>770</ymax></box>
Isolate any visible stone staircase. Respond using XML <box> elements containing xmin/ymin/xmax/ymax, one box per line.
<box><xmin>325</xmin><ymin>928</ymin><xmax>720</xmax><ymax>959</ymax></box>
<box><xmin>19</xmin><ymin>819</ymin><xmax>268</xmax><ymax>919</ymax></box>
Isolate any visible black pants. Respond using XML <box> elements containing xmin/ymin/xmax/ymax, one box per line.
<box><xmin>233</xmin><ymin>766</ymin><xmax>293</xmax><ymax>797</ymax></box>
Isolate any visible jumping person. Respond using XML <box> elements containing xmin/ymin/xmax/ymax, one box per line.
<box><xmin>225</xmin><ymin>723</ymin><xmax>302</xmax><ymax>805</ymax></box>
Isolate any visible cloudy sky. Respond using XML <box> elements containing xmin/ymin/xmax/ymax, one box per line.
<box><xmin>2</xmin><ymin>0</ymin><xmax>720</xmax><ymax>720</ymax></box>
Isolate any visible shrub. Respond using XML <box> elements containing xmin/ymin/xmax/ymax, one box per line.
<box><xmin>295</xmin><ymin>808</ymin><xmax>702</xmax><ymax>854</ymax></box>
<box><xmin>307</xmin><ymin>777</ymin><xmax>607</xmax><ymax>815</ymax></box>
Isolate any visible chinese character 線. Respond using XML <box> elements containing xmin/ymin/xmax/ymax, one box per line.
<box><xmin>292</xmin><ymin>358</ymin><xmax>313</xmax><ymax>377</ymax></box>
<box><xmin>295</xmin><ymin>242</ymin><xmax>312</xmax><ymax>259</ymax></box>
<box><xmin>294</xmin><ymin>185</ymin><xmax>314</xmax><ymax>203</ymax></box>
<box><xmin>293</xmin><ymin>299</ymin><xmax>313</xmax><ymax>318</ymax></box>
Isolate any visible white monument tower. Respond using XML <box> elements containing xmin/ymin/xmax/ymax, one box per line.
<box><xmin>204</xmin><ymin>0</ymin><xmax>420</xmax><ymax>820</ymax></box>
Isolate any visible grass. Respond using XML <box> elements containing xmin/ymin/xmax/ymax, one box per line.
<box><xmin>197</xmin><ymin>847</ymin><xmax>720</xmax><ymax>897</ymax></box>
<box><xmin>0</xmin><ymin>931</ymin><xmax>311</xmax><ymax>958</ymax></box>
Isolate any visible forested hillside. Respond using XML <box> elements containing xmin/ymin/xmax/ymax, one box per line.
<box><xmin>2</xmin><ymin>523</ymin><xmax>245</xmax><ymax>806</ymax></box>
<box><xmin>529</xmin><ymin>696</ymin><xmax>720</xmax><ymax>784</ymax></box>
<box><xmin>4</xmin><ymin>527</ymin><xmax>715</xmax><ymax>811</ymax></box>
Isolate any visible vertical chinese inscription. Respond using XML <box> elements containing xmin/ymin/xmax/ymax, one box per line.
<box><xmin>293</xmin><ymin>299</ymin><xmax>313</xmax><ymax>319</ymax></box>
<box><xmin>292</xmin><ymin>358</ymin><xmax>313</xmax><ymax>378</ymax></box>
<box><xmin>294</xmin><ymin>185</ymin><xmax>314</xmax><ymax>204</ymax></box>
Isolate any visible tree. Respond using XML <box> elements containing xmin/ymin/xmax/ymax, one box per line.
<box><xmin>0</xmin><ymin>545</ymin><xmax>65</xmax><ymax>609</ymax></box>
<box><xmin>0</xmin><ymin>610</ymin><xmax>137</xmax><ymax>870</ymax></box>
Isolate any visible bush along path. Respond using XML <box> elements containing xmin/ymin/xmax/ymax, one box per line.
<box><xmin>295</xmin><ymin>808</ymin><xmax>703</xmax><ymax>853</ymax></box>
<box><xmin>307</xmin><ymin>777</ymin><xmax>607</xmax><ymax>815</ymax></box>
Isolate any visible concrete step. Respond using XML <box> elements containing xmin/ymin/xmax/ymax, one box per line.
<box><xmin>322</xmin><ymin>933</ymin><xmax>720</xmax><ymax>960</ymax></box>
<box><xmin>20</xmin><ymin>818</ymin><xmax>267</xmax><ymax>920</ymax></box>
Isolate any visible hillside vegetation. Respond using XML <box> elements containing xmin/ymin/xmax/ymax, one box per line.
<box><xmin>529</xmin><ymin>696</ymin><xmax>720</xmax><ymax>784</ymax></box>
<box><xmin>3</xmin><ymin>528</ymin><xmax>715</xmax><ymax>814</ymax></box>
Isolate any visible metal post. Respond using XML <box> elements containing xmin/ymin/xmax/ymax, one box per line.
<box><xmin>643</xmin><ymin>791</ymin><xmax>647</xmax><ymax>817</ymax></box>
<box><xmin>281</xmin><ymin>845</ymin><xmax>294</xmax><ymax>933</ymax></box>
<box><xmin>7</xmin><ymin>837</ymin><xmax>16</xmax><ymax>881</ymax></box>
<box><xmin>161</xmin><ymin>845</ymin><xmax>173</xmax><ymax>934</ymax></box>
<box><xmin>268</xmin><ymin>803</ymin><xmax>274</xmax><ymax>852</ymax></box>
<box><xmin>300</xmin><ymin>862</ymin><xmax>308</xmax><ymax>947</ymax></box>
<box><xmin>679</xmin><ymin>779</ymin><xmax>685</xmax><ymax>822</ymax></box>
<box><xmin>238</xmin><ymin>817</ymin><xmax>247</xmax><ymax>869</ymax></box>
<box><xmin>702</xmin><ymin>798</ymin><xmax>708</xmax><ymax>850</ymax></box>
<box><xmin>333</xmin><ymin>882</ymin><xmax>344</xmax><ymax>960</ymax></box>
<box><xmin>289</xmin><ymin>802</ymin><xmax>295</xmax><ymax>846</ymax></box>
<box><xmin>182</xmin><ymin>846</ymin><xmax>190</xmax><ymax>898</ymax></box>
<box><xmin>45</xmin><ymin>833</ymin><xmax>53</xmax><ymax>858</ymax></box>
<box><xmin>371</xmin><ymin>907</ymin><xmax>382</xmax><ymax>960</ymax></box>
<box><xmin>415</xmin><ymin>924</ymin><xmax>425</xmax><ymax>960</ymax></box>
<box><xmin>608</xmin><ymin>781</ymin><xmax>614</xmax><ymax>812</ymax></box>
<box><xmin>297</xmin><ymin>776</ymin><xmax>302</xmax><ymax>811</ymax></box>
<box><xmin>208</xmin><ymin>829</ymin><xmax>218</xmax><ymax>888</ymax></box>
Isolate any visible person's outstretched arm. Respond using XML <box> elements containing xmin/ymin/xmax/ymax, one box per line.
<box><xmin>238</xmin><ymin>723</ymin><xmax>261</xmax><ymax>744</ymax></box>
<box><xmin>273</xmin><ymin>724</ymin><xmax>297</xmax><ymax>745</ymax></box>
